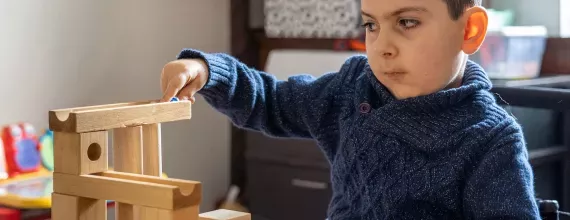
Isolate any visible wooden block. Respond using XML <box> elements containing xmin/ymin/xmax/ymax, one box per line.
<box><xmin>140</xmin><ymin>123</ymin><xmax>163</xmax><ymax>219</ymax></box>
<box><xmin>52</xmin><ymin>193</ymin><xmax>107</xmax><ymax>220</ymax></box>
<box><xmin>140</xmin><ymin>205</ymin><xmax>199</xmax><ymax>220</ymax></box>
<box><xmin>142</xmin><ymin>123</ymin><xmax>162</xmax><ymax>176</ymax></box>
<box><xmin>54</xmin><ymin>131</ymin><xmax>108</xmax><ymax>175</ymax></box>
<box><xmin>97</xmin><ymin>171</ymin><xmax>201</xmax><ymax>192</ymax></box>
<box><xmin>49</xmin><ymin>100</ymin><xmax>192</xmax><ymax>133</ymax></box>
<box><xmin>53</xmin><ymin>172</ymin><xmax>201</xmax><ymax>210</ymax></box>
<box><xmin>199</xmin><ymin>209</ymin><xmax>251</xmax><ymax>220</ymax></box>
<box><xmin>113</xmin><ymin>126</ymin><xmax>143</xmax><ymax>173</ymax></box>
<box><xmin>115</xmin><ymin>203</ymin><xmax>134</xmax><ymax>220</ymax></box>
<box><xmin>113</xmin><ymin>126</ymin><xmax>143</xmax><ymax>220</ymax></box>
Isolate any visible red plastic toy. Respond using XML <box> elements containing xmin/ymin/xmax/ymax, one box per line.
<box><xmin>1</xmin><ymin>123</ymin><xmax>41</xmax><ymax>178</ymax></box>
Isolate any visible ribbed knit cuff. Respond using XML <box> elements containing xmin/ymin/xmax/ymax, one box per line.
<box><xmin>176</xmin><ymin>49</ymin><xmax>234</xmax><ymax>101</ymax></box>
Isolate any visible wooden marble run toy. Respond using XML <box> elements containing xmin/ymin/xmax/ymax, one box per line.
<box><xmin>48</xmin><ymin>100</ymin><xmax>251</xmax><ymax>220</ymax></box>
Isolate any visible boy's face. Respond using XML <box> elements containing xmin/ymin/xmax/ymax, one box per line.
<box><xmin>361</xmin><ymin>0</ymin><xmax>472</xmax><ymax>99</ymax></box>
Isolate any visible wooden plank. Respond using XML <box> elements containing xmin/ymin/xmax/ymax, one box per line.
<box><xmin>143</xmin><ymin>123</ymin><xmax>162</xmax><ymax>176</ymax></box>
<box><xmin>53</xmin><ymin>172</ymin><xmax>200</xmax><ymax>210</ymax></box>
<box><xmin>52</xmin><ymin>193</ymin><xmax>107</xmax><ymax>220</ymax></box>
<box><xmin>54</xmin><ymin>131</ymin><xmax>108</xmax><ymax>175</ymax></box>
<box><xmin>49</xmin><ymin>100</ymin><xmax>191</xmax><ymax>133</ymax></box>
<box><xmin>96</xmin><ymin>171</ymin><xmax>201</xmax><ymax>198</ymax></box>
<box><xmin>199</xmin><ymin>209</ymin><xmax>251</xmax><ymax>220</ymax></box>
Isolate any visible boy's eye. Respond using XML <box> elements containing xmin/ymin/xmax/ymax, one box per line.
<box><xmin>398</xmin><ymin>19</ymin><xmax>420</xmax><ymax>29</ymax></box>
<box><xmin>361</xmin><ymin>22</ymin><xmax>378</xmax><ymax>32</ymax></box>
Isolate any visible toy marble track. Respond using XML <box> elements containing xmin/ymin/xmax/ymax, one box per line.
<box><xmin>49</xmin><ymin>100</ymin><xmax>251</xmax><ymax>220</ymax></box>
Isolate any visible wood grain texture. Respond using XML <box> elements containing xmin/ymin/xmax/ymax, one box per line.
<box><xmin>140</xmin><ymin>206</ymin><xmax>200</xmax><ymax>220</ymax></box>
<box><xmin>113</xmin><ymin>126</ymin><xmax>143</xmax><ymax>174</ymax></box>
<box><xmin>53</xmin><ymin>131</ymin><xmax>108</xmax><ymax>175</ymax></box>
<box><xmin>49</xmin><ymin>100</ymin><xmax>191</xmax><ymax>133</ymax></box>
<box><xmin>52</xmin><ymin>193</ymin><xmax>107</xmax><ymax>220</ymax></box>
<box><xmin>113</xmin><ymin>126</ymin><xmax>143</xmax><ymax>220</ymax></box>
<box><xmin>53</xmin><ymin>172</ymin><xmax>201</xmax><ymax>210</ymax></box>
<box><xmin>143</xmin><ymin>123</ymin><xmax>162</xmax><ymax>176</ymax></box>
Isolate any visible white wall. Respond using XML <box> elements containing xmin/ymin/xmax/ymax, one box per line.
<box><xmin>0</xmin><ymin>0</ymin><xmax>231</xmax><ymax>212</ymax></box>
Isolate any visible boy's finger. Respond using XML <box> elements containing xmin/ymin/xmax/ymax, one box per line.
<box><xmin>161</xmin><ymin>82</ymin><xmax>182</xmax><ymax>102</ymax></box>
<box><xmin>177</xmin><ymin>82</ymin><xmax>201</xmax><ymax>103</ymax></box>
<box><xmin>178</xmin><ymin>96</ymin><xmax>195</xmax><ymax>104</ymax></box>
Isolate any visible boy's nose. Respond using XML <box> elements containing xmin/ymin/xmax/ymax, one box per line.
<box><xmin>373</xmin><ymin>35</ymin><xmax>398</xmax><ymax>59</ymax></box>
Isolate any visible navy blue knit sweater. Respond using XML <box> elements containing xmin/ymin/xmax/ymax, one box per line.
<box><xmin>177</xmin><ymin>49</ymin><xmax>540</xmax><ymax>219</ymax></box>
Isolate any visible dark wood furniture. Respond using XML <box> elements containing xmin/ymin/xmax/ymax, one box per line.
<box><xmin>492</xmin><ymin>76</ymin><xmax>570</xmax><ymax>211</ymax></box>
<box><xmin>229</xmin><ymin>0</ymin><xmax>570</xmax><ymax>218</ymax></box>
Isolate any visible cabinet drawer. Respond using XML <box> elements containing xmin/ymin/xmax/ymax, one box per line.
<box><xmin>245</xmin><ymin>131</ymin><xmax>329</xmax><ymax>169</ymax></box>
<box><xmin>246</xmin><ymin>159</ymin><xmax>332</xmax><ymax>220</ymax></box>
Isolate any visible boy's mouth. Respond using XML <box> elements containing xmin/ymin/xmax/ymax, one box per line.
<box><xmin>384</xmin><ymin>71</ymin><xmax>406</xmax><ymax>75</ymax></box>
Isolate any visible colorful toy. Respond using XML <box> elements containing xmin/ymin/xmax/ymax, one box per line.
<box><xmin>0</xmin><ymin>125</ymin><xmax>52</xmax><ymax>211</ymax></box>
<box><xmin>38</xmin><ymin>129</ymin><xmax>54</xmax><ymax>171</ymax></box>
<box><xmin>0</xmin><ymin>132</ymin><xmax>9</xmax><ymax>180</ymax></box>
<box><xmin>1</xmin><ymin>123</ymin><xmax>41</xmax><ymax>178</ymax></box>
<box><xmin>0</xmin><ymin>168</ymin><xmax>52</xmax><ymax>209</ymax></box>
<box><xmin>49</xmin><ymin>99</ymin><xmax>251</xmax><ymax>220</ymax></box>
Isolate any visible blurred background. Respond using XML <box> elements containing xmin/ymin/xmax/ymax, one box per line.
<box><xmin>0</xmin><ymin>0</ymin><xmax>568</xmax><ymax>219</ymax></box>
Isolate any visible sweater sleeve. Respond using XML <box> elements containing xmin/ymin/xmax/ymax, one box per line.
<box><xmin>462</xmin><ymin>122</ymin><xmax>540</xmax><ymax>220</ymax></box>
<box><xmin>177</xmin><ymin>48</ymin><xmax>365</xmax><ymax>139</ymax></box>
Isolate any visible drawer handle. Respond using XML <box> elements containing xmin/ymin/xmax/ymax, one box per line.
<box><xmin>291</xmin><ymin>178</ymin><xmax>328</xmax><ymax>190</ymax></box>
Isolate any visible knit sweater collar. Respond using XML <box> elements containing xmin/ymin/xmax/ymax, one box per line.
<box><xmin>364</xmin><ymin>59</ymin><xmax>492</xmax><ymax>115</ymax></box>
<box><xmin>360</xmin><ymin>60</ymin><xmax>495</xmax><ymax>150</ymax></box>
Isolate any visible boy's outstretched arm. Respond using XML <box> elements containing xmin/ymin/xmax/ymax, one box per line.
<box><xmin>462</xmin><ymin>122</ymin><xmax>540</xmax><ymax>220</ymax></box>
<box><xmin>172</xmin><ymin>49</ymin><xmax>364</xmax><ymax>139</ymax></box>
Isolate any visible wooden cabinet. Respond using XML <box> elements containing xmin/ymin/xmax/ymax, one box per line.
<box><xmin>245</xmin><ymin>132</ymin><xmax>331</xmax><ymax>220</ymax></box>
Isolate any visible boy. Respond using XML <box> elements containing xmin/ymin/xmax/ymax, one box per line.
<box><xmin>160</xmin><ymin>0</ymin><xmax>540</xmax><ymax>219</ymax></box>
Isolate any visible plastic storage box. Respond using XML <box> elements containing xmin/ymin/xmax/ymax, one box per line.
<box><xmin>470</xmin><ymin>26</ymin><xmax>548</xmax><ymax>79</ymax></box>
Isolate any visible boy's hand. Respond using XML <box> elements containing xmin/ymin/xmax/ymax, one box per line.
<box><xmin>160</xmin><ymin>59</ymin><xmax>209</xmax><ymax>103</ymax></box>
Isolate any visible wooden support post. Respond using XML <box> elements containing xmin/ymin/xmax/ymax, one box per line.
<box><xmin>52</xmin><ymin>193</ymin><xmax>107</xmax><ymax>220</ymax></box>
<box><xmin>52</xmin><ymin>130</ymin><xmax>109</xmax><ymax>220</ymax></box>
<box><xmin>113</xmin><ymin>126</ymin><xmax>143</xmax><ymax>220</ymax></box>
<box><xmin>143</xmin><ymin>123</ymin><xmax>162</xmax><ymax>176</ymax></box>
<box><xmin>140</xmin><ymin>123</ymin><xmax>165</xmax><ymax>219</ymax></box>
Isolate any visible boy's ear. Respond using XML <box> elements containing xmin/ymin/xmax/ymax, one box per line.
<box><xmin>461</xmin><ymin>6</ymin><xmax>488</xmax><ymax>55</ymax></box>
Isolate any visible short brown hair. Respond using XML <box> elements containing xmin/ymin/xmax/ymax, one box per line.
<box><xmin>444</xmin><ymin>0</ymin><xmax>482</xmax><ymax>20</ymax></box>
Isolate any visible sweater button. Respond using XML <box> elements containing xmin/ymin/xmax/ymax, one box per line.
<box><xmin>359</xmin><ymin>102</ymin><xmax>371</xmax><ymax>113</ymax></box>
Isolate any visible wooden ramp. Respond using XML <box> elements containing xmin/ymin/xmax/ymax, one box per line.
<box><xmin>49</xmin><ymin>100</ymin><xmax>250</xmax><ymax>220</ymax></box>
